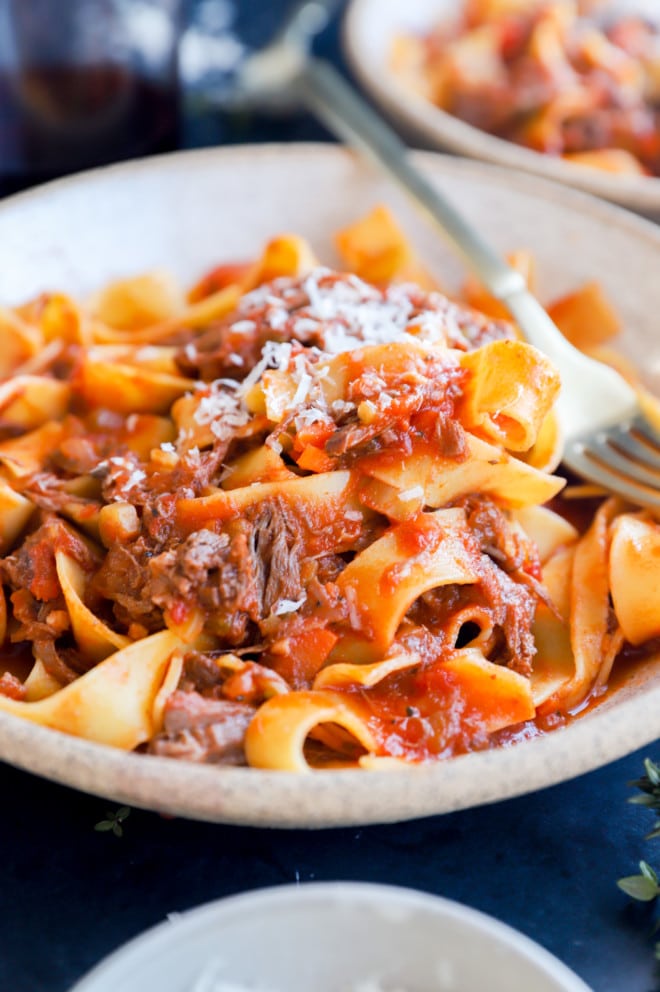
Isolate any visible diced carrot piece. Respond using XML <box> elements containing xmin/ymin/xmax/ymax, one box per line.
<box><xmin>296</xmin><ymin>445</ymin><xmax>335</xmax><ymax>473</ymax></box>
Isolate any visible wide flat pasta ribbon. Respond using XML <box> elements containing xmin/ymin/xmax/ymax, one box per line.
<box><xmin>458</xmin><ymin>339</ymin><xmax>561</xmax><ymax>452</ymax></box>
<box><xmin>75</xmin><ymin>358</ymin><xmax>194</xmax><ymax>415</ymax></box>
<box><xmin>513</xmin><ymin>505</ymin><xmax>578</xmax><ymax>564</ymax></box>
<box><xmin>440</xmin><ymin>648</ymin><xmax>536</xmax><ymax>733</ymax></box>
<box><xmin>609</xmin><ymin>514</ymin><xmax>660</xmax><ymax>646</ymax></box>
<box><xmin>0</xmin><ymin>630</ymin><xmax>182</xmax><ymax>749</ymax></box>
<box><xmin>0</xmin><ymin>376</ymin><xmax>70</xmax><ymax>432</ymax></box>
<box><xmin>244</xmin><ymin>690</ymin><xmax>378</xmax><ymax>771</ymax></box>
<box><xmin>332</xmin><ymin>508</ymin><xmax>478</xmax><ymax>662</ymax></box>
<box><xmin>0</xmin><ymin>423</ymin><xmax>64</xmax><ymax>478</ymax></box>
<box><xmin>0</xmin><ymin>478</ymin><xmax>35</xmax><ymax>553</ymax></box>
<box><xmin>176</xmin><ymin>471</ymin><xmax>365</xmax><ymax>549</ymax></box>
<box><xmin>538</xmin><ymin>499</ymin><xmax>623</xmax><ymax>714</ymax></box>
<box><xmin>0</xmin><ymin>307</ymin><xmax>42</xmax><ymax>376</ymax></box>
<box><xmin>358</xmin><ymin>434</ymin><xmax>564</xmax><ymax>510</ymax></box>
<box><xmin>531</xmin><ymin>546</ymin><xmax>576</xmax><ymax>707</ymax></box>
<box><xmin>334</xmin><ymin>204</ymin><xmax>437</xmax><ymax>289</ymax></box>
<box><xmin>250</xmin><ymin>338</ymin><xmax>442</xmax><ymax>424</ymax></box>
<box><xmin>55</xmin><ymin>551</ymin><xmax>131</xmax><ymax>664</ymax></box>
<box><xmin>90</xmin><ymin>271</ymin><xmax>185</xmax><ymax>331</ymax></box>
<box><xmin>92</xmin><ymin>284</ymin><xmax>241</xmax><ymax>345</ymax></box>
<box><xmin>313</xmin><ymin>651</ymin><xmax>421</xmax><ymax>690</ymax></box>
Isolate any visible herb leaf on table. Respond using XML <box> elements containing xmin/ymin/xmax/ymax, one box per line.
<box><xmin>94</xmin><ymin>805</ymin><xmax>131</xmax><ymax>838</ymax></box>
<box><xmin>617</xmin><ymin>758</ymin><xmax>660</xmax><ymax>961</ymax></box>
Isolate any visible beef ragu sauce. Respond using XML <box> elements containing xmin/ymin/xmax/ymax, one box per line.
<box><xmin>325</xmin><ymin>653</ymin><xmax>515</xmax><ymax>762</ymax></box>
<box><xmin>0</xmin><ymin>264</ymin><xmax>644</xmax><ymax>768</ymax></box>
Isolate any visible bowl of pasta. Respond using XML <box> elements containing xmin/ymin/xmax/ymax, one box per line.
<box><xmin>345</xmin><ymin>0</ymin><xmax>660</xmax><ymax>214</ymax></box>
<box><xmin>69</xmin><ymin>882</ymin><xmax>591</xmax><ymax>992</ymax></box>
<box><xmin>0</xmin><ymin>142</ymin><xmax>659</xmax><ymax>827</ymax></box>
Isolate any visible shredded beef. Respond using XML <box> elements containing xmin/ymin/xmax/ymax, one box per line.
<box><xmin>15</xmin><ymin>472</ymin><xmax>99</xmax><ymax>520</ymax></box>
<box><xmin>476</xmin><ymin>556</ymin><xmax>538</xmax><ymax>675</ymax></box>
<box><xmin>9</xmin><ymin>588</ymin><xmax>70</xmax><ymax>644</ymax></box>
<box><xmin>407</xmin><ymin>496</ymin><xmax>543</xmax><ymax>676</ymax></box>
<box><xmin>457</xmin><ymin>494</ymin><xmax>541</xmax><ymax>578</ymax></box>
<box><xmin>148</xmin><ymin>690</ymin><xmax>255</xmax><ymax>764</ymax></box>
<box><xmin>35</xmin><ymin>638</ymin><xmax>90</xmax><ymax>682</ymax></box>
<box><xmin>145</xmin><ymin>500</ymin><xmax>307</xmax><ymax>646</ymax></box>
<box><xmin>2</xmin><ymin>514</ymin><xmax>99</xmax><ymax>603</ymax></box>
<box><xmin>149</xmin><ymin>529</ymin><xmax>230</xmax><ymax>603</ymax></box>
<box><xmin>412</xmin><ymin>558</ymin><xmax>538</xmax><ymax>677</ymax></box>
<box><xmin>90</xmin><ymin>541</ymin><xmax>163</xmax><ymax>632</ymax></box>
<box><xmin>432</xmin><ymin>413</ymin><xmax>469</xmax><ymax>460</ymax></box>
<box><xmin>249</xmin><ymin>499</ymin><xmax>305</xmax><ymax>614</ymax></box>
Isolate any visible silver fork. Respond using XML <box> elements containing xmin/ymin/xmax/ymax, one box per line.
<box><xmin>238</xmin><ymin>1</ymin><xmax>660</xmax><ymax>510</ymax></box>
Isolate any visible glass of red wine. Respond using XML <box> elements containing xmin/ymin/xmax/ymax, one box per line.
<box><xmin>0</xmin><ymin>0</ymin><xmax>182</xmax><ymax>192</ymax></box>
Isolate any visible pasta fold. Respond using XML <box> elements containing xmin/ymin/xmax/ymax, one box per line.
<box><xmin>0</xmin><ymin>631</ymin><xmax>182</xmax><ymax>749</ymax></box>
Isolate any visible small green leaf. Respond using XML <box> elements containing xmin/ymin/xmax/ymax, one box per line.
<box><xmin>644</xmin><ymin>759</ymin><xmax>660</xmax><ymax>787</ymax></box>
<box><xmin>617</xmin><ymin>874</ymin><xmax>660</xmax><ymax>902</ymax></box>
<box><xmin>629</xmin><ymin>794</ymin><xmax>657</xmax><ymax>807</ymax></box>
<box><xmin>94</xmin><ymin>805</ymin><xmax>132</xmax><ymax>837</ymax></box>
<box><xmin>640</xmin><ymin>861</ymin><xmax>659</xmax><ymax>885</ymax></box>
<box><xmin>655</xmin><ymin>941</ymin><xmax>660</xmax><ymax>962</ymax></box>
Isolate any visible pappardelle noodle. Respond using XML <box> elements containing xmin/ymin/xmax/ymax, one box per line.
<box><xmin>0</xmin><ymin>204</ymin><xmax>657</xmax><ymax>770</ymax></box>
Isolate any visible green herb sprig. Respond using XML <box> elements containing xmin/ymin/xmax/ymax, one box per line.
<box><xmin>94</xmin><ymin>806</ymin><xmax>131</xmax><ymax>838</ymax></box>
<box><xmin>617</xmin><ymin>758</ymin><xmax>660</xmax><ymax>962</ymax></box>
<box><xmin>628</xmin><ymin>758</ymin><xmax>660</xmax><ymax>840</ymax></box>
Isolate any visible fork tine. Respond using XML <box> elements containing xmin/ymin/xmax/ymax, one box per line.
<box><xmin>631</xmin><ymin>414</ymin><xmax>660</xmax><ymax>452</ymax></box>
<box><xmin>608</xmin><ymin>426</ymin><xmax>660</xmax><ymax>472</ymax></box>
<box><xmin>563</xmin><ymin>443</ymin><xmax>660</xmax><ymax>511</ymax></box>
<box><xmin>583</xmin><ymin>436</ymin><xmax>660</xmax><ymax>489</ymax></box>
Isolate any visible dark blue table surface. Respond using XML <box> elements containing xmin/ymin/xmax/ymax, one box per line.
<box><xmin>1</xmin><ymin>3</ymin><xmax>659</xmax><ymax>991</ymax></box>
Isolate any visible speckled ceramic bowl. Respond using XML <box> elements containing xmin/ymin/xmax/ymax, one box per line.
<box><xmin>0</xmin><ymin>144</ymin><xmax>659</xmax><ymax>827</ymax></box>
<box><xmin>345</xmin><ymin>0</ymin><xmax>660</xmax><ymax>215</ymax></box>
<box><xmin>69</xmin><ymin>883</ymin><xmax>592</xmax><ymax>992</ymax></box>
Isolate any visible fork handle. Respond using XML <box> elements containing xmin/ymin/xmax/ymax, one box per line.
<box><xmin>302</xmin><ymin>58</ymin><xmax>524</xmax><ymax>301</ymax></box>
<box><xmin>300</xmin><ymin>57</ymin><xmax>639</xmax><ymax>429</ymax></box>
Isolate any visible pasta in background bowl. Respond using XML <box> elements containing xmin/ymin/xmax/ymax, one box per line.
<box><xmin>345</xmin><ymin>0</ymin><xmax>660</xmax><ymax>214</ymax></box>
<box><xmin>0</xmin><ymin>144</ymin><xmax>658</xmax><ymax>826</ymax></box>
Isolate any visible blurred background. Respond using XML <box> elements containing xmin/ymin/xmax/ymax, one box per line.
<box><xmin>0</xmin><ymin>0</ymin><xmax>342</xmax><ymax>197</ymax></box>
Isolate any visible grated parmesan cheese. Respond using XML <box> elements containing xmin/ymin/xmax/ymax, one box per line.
<box><xmin>345</xmin><ymin>509</ymin><xmax>363</xmax><ymax>522</ymax></box>
<box><xmin>230</xmin><ymin>319</ymin><xmax>257</xmax><ymax>334</ymax></box>
<box><xmin>104</xmin><ymin>456</ymin><xmax>147</xmax><ymax>496</ymax></box>
<box><xmin>265</xmin><ymin>307</ymin><xmax>288</xmax><ymax>331</ymax></box>
<box><xmin>292</xmin><ymin>316</ymin><xmax>321</xmax><ymax>336</ymax></box>
<box><xmin>300</xmin><ymin>269</ymin><xmax>418</xmax><ymax>354</ymax></box>
<box><xmin>193</xmin><ymin>381</ymin><xmax>250</xmax><ymax>441</ymax></box>
<box><xmin>398</xmin><ymin>486</ymin><xmax>424</xmax><ymax>502</ymax></box>
<box><xmin>294</xmin><ymin>407</ymin><xmax>329</xmax><ymax>429</ymax></box>
<box><xmin>240</xmin><ymin>340</ymin><xmax>293</xmax><ymax>392</ymax></box>
<box><xmin>273</xmin><ymin>597</ymin><xmax>306</xmax><ymax>616</ymax></box>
